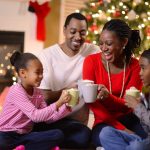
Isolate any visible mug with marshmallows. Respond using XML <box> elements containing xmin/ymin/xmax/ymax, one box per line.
<box><xmin>67</xmin><ymin>88</ymin><xmax>79</xmax><ymax>107</ymax></box>
<box><xmin>77</xmin><ymin>79</ymin><xmax>94</xmax><ymax>98</ymax></box>
<box><xmin>77</xmin><ymin>79</ymin><xmax>98</xmax><ymax>103</ymax></box>
<box><xmin>82</xmin><ymin>83</ymin><xmax>98</xmax><ymax>103</ymax></box>
<box><xmin>126</xmin><ymin>87</ymin><xmax>140</xmax><ymax>98</ymax></box>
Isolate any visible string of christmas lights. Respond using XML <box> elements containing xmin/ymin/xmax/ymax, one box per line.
<box><xmin>0</xmin><ymin>48</ymin><xmax>17</xmax><ymax>85</ymax></box>
<box><xmin>78</xmin><ymin>0</ymin><xmax>150</xmax><ymax>56</ymax></box>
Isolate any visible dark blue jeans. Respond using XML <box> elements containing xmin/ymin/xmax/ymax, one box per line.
<box><xmin>33</xmin><ymin>118</ymin><xmax>91</xmax><ymax>148</ymax></box>
<box><xmin>92</xmin><ymin>113</ymin><xmax>148</xmax><ymax>147</ymax></box>
<box><xmin>0</xmin><ymin>129</ymin><xmax>64</xmax><ymax>150</ymax></box>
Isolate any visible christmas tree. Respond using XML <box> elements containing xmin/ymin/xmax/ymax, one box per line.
<box><xmin>80</xmin><ymin>0</ymin><xmax>150</xmax><ymax>56</ymax></box>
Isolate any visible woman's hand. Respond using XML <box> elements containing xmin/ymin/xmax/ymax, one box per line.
<box><xmin>97</xmin><ymin>84</ymin><xmax>109</xmax><ymax>100</ymax></box>
<box><xmin>125</xmin><ymin>95</ymin><xmax>141</xmax><ymax>109</ymax></box>
<box><xmin>56</xmin><ymin>90</ymin><xmax>71</xmax><ymax>109</ymax></box>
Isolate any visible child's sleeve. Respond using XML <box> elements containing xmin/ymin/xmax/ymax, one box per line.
<box><xmin>134</xmin><ymin>103</ymin><xmax>150</xmax><ymax>128</ymax></box>
<box><xmin>10</xmin><ymin>86</ymin><xmax>70</xmax><ymax>123</ymax></box>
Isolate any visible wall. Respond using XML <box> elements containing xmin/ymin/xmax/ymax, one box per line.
<box><xmin>0</xmin><ymin>0</ymin><xmax>88</xmax><ymax>54</ymax></box>
<box><xmin>0</xmin><ymin>0</ymin><xmax>44</xmax><ymax>56</ymax></box>
<box><xmin>44</xmin><ymin>0</ymin><xmax>61</xmax><ymax>48</ymax></box>
<box><xmin>59</xmin><ymin>0</ymin><xmax>88</xmax><ymax>43</ymax></box>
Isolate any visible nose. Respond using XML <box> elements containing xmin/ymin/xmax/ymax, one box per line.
<box><xmin>75</xmin><ymin>32</ymin><xmax>81</xmax><ymax>40</ymax></box>
<box><xmin>100</xmin><ymin>44</ymin><xmax>107</xmax><ymax>52</ymax></box>
<box><xmin>39</xmin><ymin>74</ymin><xmax>43</xmax><ymax>80</ymax></box>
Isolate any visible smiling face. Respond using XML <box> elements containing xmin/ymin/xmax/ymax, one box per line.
<box><xmin>63</xmin><ymin>18</ymin><xmax>87</xmax><ymax>52</ymax></box>
<box><xmin>139</xmin><ymin>57</ymin><xmax>150</xmax><ymax>86</ymax></box>
<box><xmin>99</xmin><ymin>29</ymin><xmax>127</xmax><ymax>63</ymax></box>
<box><xmin>20</xmin><ymin>59</ymin><xmax>43</xmax><ymax>89</ymax></box>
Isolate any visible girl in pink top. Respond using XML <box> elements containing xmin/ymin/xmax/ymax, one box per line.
<box><xmin>0</xmin><ymin>51</ymin><xmax>72</xmax><ymax>150</ymax></box>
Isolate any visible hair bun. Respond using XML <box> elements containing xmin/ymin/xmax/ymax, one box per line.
<box><xmin>10</xmin><ymin>51</ymin><xmax>21</xmax><ymax>66</ymax></box>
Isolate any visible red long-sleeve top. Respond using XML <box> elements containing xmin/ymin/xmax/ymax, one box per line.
<box><xmin>83</xmin><ymin>53</ymin><xmax>142</xmax><ymax>130</ymax></box>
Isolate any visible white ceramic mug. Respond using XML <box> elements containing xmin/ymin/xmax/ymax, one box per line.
<box><xmin>82</xmin><ymin>83</ymin><xmax>98</xmax><ymax>103</ymax></box>
<box><xmin>77</xmin><ymin>79</ymin><xmax>94</xmax><ymax>98</ymax></box>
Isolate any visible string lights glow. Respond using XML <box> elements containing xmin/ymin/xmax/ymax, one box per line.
<box><xmin>0</xmin><ymin>49</ymin><xmax>17</xmax><ymax>84</ymax></box>
<box><xmin>80</xmin><ymin>0</ymin><xmax>150</xmax><ymax>55</ymax></box>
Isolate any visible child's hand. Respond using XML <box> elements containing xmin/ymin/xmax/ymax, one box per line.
<box><xmin>125</xmin><ymin>95</ymin><xmax>141</xmax><ymax>109</ymax></box>
<box><xmin>56</xmin><ymin>90</ymin><xmax>71</xmax><ymax>109</ymax></box>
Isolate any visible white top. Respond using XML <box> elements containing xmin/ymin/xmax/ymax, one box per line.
<box><xmin>38</xmin><ymin>43</ymin><xmax>100</xmax><ymax>116</ymax></box>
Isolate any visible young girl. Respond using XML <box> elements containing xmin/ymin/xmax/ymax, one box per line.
<box><xmin>0</xmin><ymin>51</ymin><xmax>72</xmax><ymax>150</ymax></box>
<box><xmin>100</xmin><ymin>49</ymin><xmax>150</xmax><ymax>150</ymax></box>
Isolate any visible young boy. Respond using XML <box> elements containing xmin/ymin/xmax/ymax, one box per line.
<box><xmin>99</xmin><ymin>49</ymin><xmax>150</xmax><ymax>150</ymax></box>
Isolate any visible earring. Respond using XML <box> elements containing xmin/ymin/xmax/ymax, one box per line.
<box><xmin>123</xmin><ymin>46</ymin><xmax>125</xmax><ymax>50</ymax></box>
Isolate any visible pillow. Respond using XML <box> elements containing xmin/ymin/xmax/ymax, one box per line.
<box><xmin>0</xmin><ymin>87</ymin><xmax>10</xmax><ymax>112</ymax></box>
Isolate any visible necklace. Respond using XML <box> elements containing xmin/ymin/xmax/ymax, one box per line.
<box><xmin>106</xmin><ymin>60</ymin><xmax>126</xmax><ymax>98</ymax></box>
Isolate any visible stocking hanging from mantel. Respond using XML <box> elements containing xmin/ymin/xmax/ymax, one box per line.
<box><xmin>28</xmin><ymin>0</ymin><xmax>51</xmax><ymax>41</ymax></box>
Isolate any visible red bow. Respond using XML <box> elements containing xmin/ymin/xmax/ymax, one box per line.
<box><xmin>29</xmin><ymin>1</ymin><xmax>51</xmax><ymax>41</ymax></box>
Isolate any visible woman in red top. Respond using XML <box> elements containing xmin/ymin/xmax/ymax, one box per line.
<box><xmin>83</xmin><ymin>19</ymin><xmax>147</xmax><ymax>147</ymax></box>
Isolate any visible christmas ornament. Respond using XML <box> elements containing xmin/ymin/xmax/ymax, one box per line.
<box><xmin>113</xmin><ymin>10</ymin><xmax>121</xmax><ymax>17</ymax></box>
<box><xmin>145</xmin><ymin>26</ymin><xmax>150</xmax><ymax>36</ymax></box>
<box><xmin>86</xmin><ymin>15</ymin><xmax>92</xmax><ymax>21</ymax></box>
<box><xmin>90</xmin><ymin>24</ymin><xmax>98</xmax><ymax>32</ymax></box>
<box><xmin>99</xmin><ymin>12</ymin><xmax>107</xmax><ymax>20</ymax></box>
<box><xmin>98</xmin><ymin>0</ymin><xmax>103</xmax><ymax>5</ymax></box>
<box><xmin>127</xmin><ymin>10</ymin><xmax>136</xmax><ymax>20</ymax></box>
<box><xmin>133</xmin><ymin>0</ymin><xmax>142</xmax><ymax>4</ymax></box>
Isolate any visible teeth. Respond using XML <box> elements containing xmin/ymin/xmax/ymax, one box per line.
<box><xmin>73</xmin><ymin>42</ymin><xmax>80</xmax><ymax>45</ymax></box>
<box><xmin>73</xmin><ymin>43</ymin><xmax>81</xmax><ymax>47</ymax></box>
<box><xmin>104</xmin><ymin>52</ymin><xmax>110</xmax><ymax>55</ymax></box>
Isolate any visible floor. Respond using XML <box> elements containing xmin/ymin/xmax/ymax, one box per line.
<box><xmin>87</xmin><ymin>112</ymin><xmax>94</xmax><ymax>129</ymax></box>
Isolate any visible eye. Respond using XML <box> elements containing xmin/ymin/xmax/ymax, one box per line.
<box><xmin>70</xmin><ymin>31</ymin><xmax>76</xmax><ymax>34</ymax></box>
<box><xmin>106</xmin><ymin>42</ymin><xmax>113</xmax><ymax>46</ymax></box>
<box><xmin>80</xmin><ymin>31</ymin><xmax>86</xmax><ymax>36</ymax></box>
<box><xmin>35</xmin><ymin>71</ymin><xmax>39</xmax><ymax>74</ymax></box>
<box><xmin>70</xmin><ymin>29</ymin><xmax>76</xmax><ymax>34</ymax></box>
<box><xmin>99</xmin><ymin>41</ymin><xmax>103</xmax><ymax>46</ymax></box>
<box><xmin>140</xmin><ymin>66</ymin><xmax>145</xmax><ymax>71</ymax></box>
<box><xmin>35</xmin><ymin>70</ymin><xmax>43</xmax><ymax>75</ymax></box>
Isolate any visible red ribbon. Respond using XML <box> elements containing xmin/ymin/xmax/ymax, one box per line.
<box><xmin>29</xmin><ymin>1</ymin><xmax>51</xmax><ymax>41</ymax></box>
